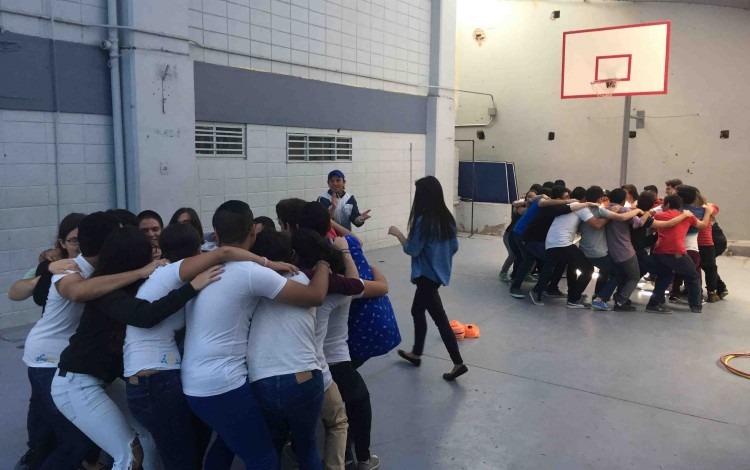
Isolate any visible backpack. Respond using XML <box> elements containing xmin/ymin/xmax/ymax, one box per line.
<box><xmin>344</xmin><ymin>235</ymin><xmax>401</xmax><ymax>361</ymax></box>
<box><xmin>713</xmin><ymin>222</ymin><xmax>727</xmax><ymax>256</ymax></box>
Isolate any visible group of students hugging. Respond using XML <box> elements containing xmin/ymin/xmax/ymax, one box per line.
<box><xmin>8</xmin><ymin>172</ymin><xmax>469</xmax><ymax>470</ymax></box>
<box><xmin>499</xmin><ymin>178</ymin><xmax>728</xmax><ymax>314</ymax></box>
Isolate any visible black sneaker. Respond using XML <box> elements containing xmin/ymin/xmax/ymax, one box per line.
<box><xmin>646</xmin><ymin>304</ymin><xmax>673</xmax><ymax>314</ymax></box>
<box><xmin>719</xmin><ymin>288</ymin><xmax>729</xmax><ymax>299</ymax></box>
<box><xmin>614</xmin><ymin>302</ymin><xmax>636</xmax><ymax>311</ymax></box>
<box><xmin>529</xmin><ymin>290</ymin><xmax>545</xmax><ymax>306</ymax></box>
<box><xmin>668</xmin><ymin>294</ymin><xmax>681</xmax><ymax>303</ymax></box>
<box><xmin>690</xmin><ymin>306</ymin><xmax>703</xmax><ymax>313</ymax></box>
<box><xmin>543</xmin><ymin>288</ymin><xmax>566</xmax><ymax>298</ymax></box>
<box><xmin>510</xmin><ymin>287</ymin><xmax>525</xmax><ymax>299</ymax></box>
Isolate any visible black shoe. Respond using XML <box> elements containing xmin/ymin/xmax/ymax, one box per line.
<box><xmin>543</xmin><ymin>288</ymin><xmax>566</xmax><ymax>298</ymax></box>
<box><xmin>442</xmin><ymin>364</ymin><xmax>468</xmax><ymax>381</ymax></box>
<box><xmin>614</xmin><ymin>302</ymin><xmax>636</xmax><ymax>311</ymax></box>
<box><xmin>397</xmin><ymin>349</ymin><xmax>421</xmax><ymax>367</ymax></box>
<box><xmin>646</xmin><ymin>304</ymin><xmax>673</xmax><ymax>314</ymax></box>
<box><xmin>510</xmin><ymin>287</ymin><xmax>525</xmax><ymax>299</ymax></box>
<box><xmin>719</xmin><ymin>288</ymin><xmax>729</xmax><ymax>299</ymax></box>
<box><xmin>690</xmin><ymin>306</ymin><xmax>703</xmax><ymax>313</ymax></box>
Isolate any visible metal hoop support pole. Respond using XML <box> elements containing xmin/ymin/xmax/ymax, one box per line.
<box><xmin>619</xmin><ymin>96</ymin><xmax>632</xmax><ymax>186</ymax></box>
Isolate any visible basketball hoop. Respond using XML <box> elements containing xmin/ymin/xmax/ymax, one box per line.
<box><xmin>590</xmin><ymin>79</ymin><xmax>623</xmax><ymax>97</ymax></box>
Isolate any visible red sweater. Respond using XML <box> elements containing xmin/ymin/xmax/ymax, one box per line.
<box><xmin>653</xmin><ymin>210</ymin><xmax>698</xmax><ymax>255</ymax></box>
<box><xmin>698</xmin><ymin>204</ymin><xmax>719</xmax><ymax>247</ymax></box>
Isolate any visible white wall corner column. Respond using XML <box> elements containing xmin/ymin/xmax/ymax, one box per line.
<box><xmin>425</xmin><ymin>0</ymin><xmax>457</xmax><ymax>210</ymax></box>
<box><xmin>120</xmin><ymin>0</ymin><xmax>198</xmax><ymax>218</ymax></box>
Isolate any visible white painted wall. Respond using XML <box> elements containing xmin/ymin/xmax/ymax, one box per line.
<box><xmin>0</xmin><ymin>110</ymin><xmax>115</xmax><ymax>329</ymax></box>
<box><xmin>455</xmin><ymin>201</ymin><xmax>511</xmax><ymax>235</ymax></box>
<box><xmin>187</xmin><ymin>0</ymin><xmax>432</xmax><ymax>94</ymax></box>
<box><xmin>454</xmin><ymin>0</ymin><xmax>750</xmax><ymax>239</ymax></box>
<box><xmin>0</xmin><ymin>0</ymin><xmax>108</xmax><ymax>45</ymax></box>
<box><xmin>195</xmin><ymin>124</ymin><xmax>425</xmax><ymax>249</ymax></box>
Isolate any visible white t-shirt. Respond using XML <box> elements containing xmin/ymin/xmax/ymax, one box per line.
<box><xmin>685</xmin><ymin>232</ymin><xmax>699</xmax><ymax>252</ymax></box>
<box><xmin>123</xmin><ymin>261</ymin><xmax>186</xmax><ymax>377</ymax></box>
<box><xmin>546</xmin><ymin>211</ymin><xmax>582</xmax><ymax>250</ymax></box>
<box><xmin>247</xmin><ymin>272</ymin><xmax>319</xmax><ymax>383</ymax></box>
<box><xmin>181</xmin><ymin>261</ymin><xmax>287</xmax><ymax>397</ymax></box>
<box><xmin>23</xmin><ymin>256</ymin><xmax>95</xmax><ymax>367</ymax></box>
<box><xmin>314</xmin><ymin>294</ymin><xmax>346</xmax><ymax>391</ymax></box>
<box><xmin>324</xmin><ymin>297</ymin><xmax>354</xmax><ymax>364</ymax></box>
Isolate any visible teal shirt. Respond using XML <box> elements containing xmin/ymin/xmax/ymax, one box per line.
<box><xmin>403</xmin><ymin>219</ymin><xmax>459</xmax><ymax>286</ymax></box>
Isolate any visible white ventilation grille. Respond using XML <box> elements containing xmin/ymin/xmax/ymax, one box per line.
<box><xmin>287</xmin><ymin>134</ymin><xmax>353</xmax><ymax>162</ymax></box>
<box><xmin>195</xmin><ymin>123</ymin><xmax>245</xmax><ymax>158</ymax></box>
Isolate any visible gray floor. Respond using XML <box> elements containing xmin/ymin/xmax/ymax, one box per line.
<box><xmin>2</xmin><ymin>235</ymin><xmax>749</xmax><ymax>469</ymax></box>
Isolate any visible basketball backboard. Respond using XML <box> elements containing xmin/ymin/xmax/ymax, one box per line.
<box><xmin>561</xmin><ymin>21</ymin><xmax>671</xmax><ymax>99</ymax></box>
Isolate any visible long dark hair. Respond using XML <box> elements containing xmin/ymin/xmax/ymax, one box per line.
<box><xmin>407</xmin><ymin>176</ymin><xmax>456</xmax><ymax>242</ymax></box>
<box><xmin>291</xmin><ymin>228</ymin><xmax>344</xmax><ymax>274</ymax></box>
<box><xmin>169</xmin><ymin>207</ymin><xmax>204</xmax><ymax>243</ymax></box>
<box><xmin>96</xmin><ymin>226</ymin><xmax>152</xmax><ymax>295</ymax></box>
<box><xmin>55</xmin><ymin>213</ymin><xmax>86</xmax><ymax>257</ymax></box>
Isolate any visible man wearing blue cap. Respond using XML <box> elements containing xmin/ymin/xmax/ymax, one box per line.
<box><xmin>317</xmin><ymin>170</ymin><xmax>371</xmax><ymax>230</ymax></box>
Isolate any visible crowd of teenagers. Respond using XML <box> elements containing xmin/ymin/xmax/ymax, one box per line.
<box><xmin>499</xmin><ymin>178</ymin><xmax>729</xmax><ymax>313</ymax></box>
<box><xmin>8</xmin><ymin>171</ymin><xmax>468</xmax><ymax>470</ymax></box>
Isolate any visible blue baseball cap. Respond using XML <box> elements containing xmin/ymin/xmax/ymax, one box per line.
<box><xmin>327</xmin><ymin>170</ymin><xmax>345</xmax><ymax>180</ymax></box>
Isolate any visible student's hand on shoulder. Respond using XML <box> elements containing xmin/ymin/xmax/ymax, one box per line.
<box><xmin>139</xmin><ymin>259</ymin><xmax>169</xmax><ymax>279</ymax></box>
<box><xmin>682</xmin><ymin>210</ymin><xmax>693</xmax><ymax>218</ymax></box>
<box><xmin>267</xmin><ymin>260</ymin><xmax>299</xmax><ymax>275</ymax></box>
<box><xmin>314</xmin><ymin>260</ymin><xmax>332</xmax><ymax>275</ymax></box>
<box><xmin>49</xmin><ymin>259</ymin><xmax>79</xmax><ymax>275</ymax></box>
<box><xmin>40</xmin><ymin>248</ymin><xmax>63</xmax><ymax>263</ymax></box>
<box><xmin>190</xmin><ymin>265</ymin><xmax>224</xmax><ymax>291</ymax></box>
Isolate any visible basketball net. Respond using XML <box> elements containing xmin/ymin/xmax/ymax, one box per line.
<box><xmin>590</xmin><ymin>79</ymin><xmax>622</xmax><ymax>97</ymax></box>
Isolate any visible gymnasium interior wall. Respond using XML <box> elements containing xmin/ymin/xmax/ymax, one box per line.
<box><xmin>454</xmin><ymin>0</ymin><xmax>750</xmax><ymax>239</ymax></box>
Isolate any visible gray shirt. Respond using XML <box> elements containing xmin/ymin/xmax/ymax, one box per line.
<box><xmin>577</xmin><ymin>207</ymin><xmax>611</xmax><ymax>258</ymax></box>
<box><xmin>604</xmin><ymin>205</ymin><xmax>637</xmax><ymax>262</ymax></box>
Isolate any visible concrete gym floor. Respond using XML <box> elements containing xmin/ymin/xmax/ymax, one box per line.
<box><xmin>1</xmin><ymin>235</ymin><xmax>749</xmax><ymax>469</ymax></box>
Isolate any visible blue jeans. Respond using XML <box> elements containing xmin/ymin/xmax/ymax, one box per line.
<box><xmin>187</xmin><ymin>381</ymin><xmax>278</xmax><ymax>470</ymax></box>
<box><xmin>588</xmin><ymin>255</ymin><xmax>621</xmax><ymax>301</ymax></box>
<box><xmin>650</xmin><ymin>254</ymin><xmax>702</xmax><ymax>309</ymax></box>
<box><xmin>252</xmin><ymin>370</ymin><xmax>324</xmax><ymax>470</ymax></box>
<box><xmin>28</xmin><ymin>367</ymin><xmax>94</xmax><ymax>470</ymax></box>
<box><xmin>126</xmin><ymin>370</ymin><xmax>199</xmax><ymax>470</ymax></box>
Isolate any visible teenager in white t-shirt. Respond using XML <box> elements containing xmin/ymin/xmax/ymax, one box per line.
<box><xmin>181</xmin><ymin>201</ymin><xmax>330</xmax><ymax>470</ymax></box>
<box><xmin>122</xmin><ymin>223</ymin><xmax>296</xmax><ymax>469</ymax></box>
<box><xmin>295</xmin><ymin>201</ymin><xmax>386</xmax><ymax>470</ymax></box>
<box><xmin>246</xmin><ymin>229</ymin><xmax>340</xmax><ymax>469</ymax></box>
<box><xmin>22</xmin><ymin>212</ymin><xmax>172</xmax><ymax>469</ymax></box>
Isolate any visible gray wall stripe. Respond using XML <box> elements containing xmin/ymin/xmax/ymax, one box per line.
<box><xmin>0</xmin><ymin>32</ymin><xmax>111</xmax><ymax>115</ymax></box>
<box><xmin>194</xmin><ymin>62</ymin><xmax>427</xmax><ymax>134</ymax></box>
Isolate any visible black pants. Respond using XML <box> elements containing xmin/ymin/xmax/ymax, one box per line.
<box><xmin>699</xmin><ymin>245</ymin><xmax>719</xmax><ymax>293</ymax></box>
<box><xmin>330</xmin><ymin>362</ymin><xmax>372</xmax><ymax>462</ymax></box>
<box><xmin>410</xmin><ymin>276</ymin><xmax>463</xmax><ymax>365</ymax></box>
<box><xmin>547</xmin><ymin>245</ymin><xmax>594</xmax><ymax>303</ymax></box>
